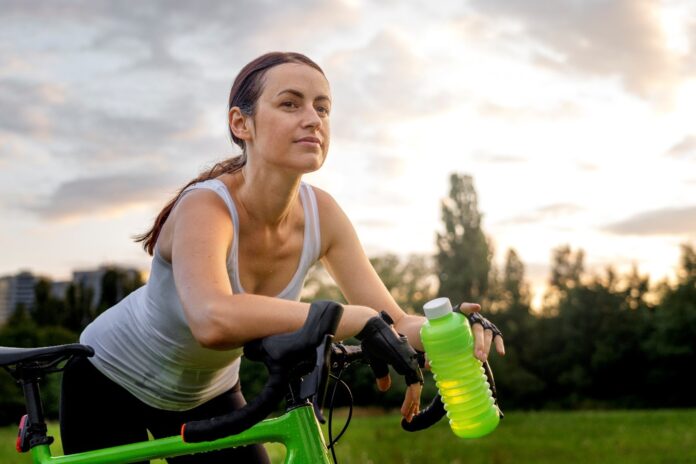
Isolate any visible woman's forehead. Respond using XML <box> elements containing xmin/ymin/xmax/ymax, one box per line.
<box><xmin>262</xmin><ymin>63</ymin><xmax>330</xmax><ymax>98</ymax></box>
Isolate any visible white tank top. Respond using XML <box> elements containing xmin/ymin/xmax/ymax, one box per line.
<box><xmin>81</xmin><ymin>179</ymin><xmax>321</xmax><ymax>411</ymax></box>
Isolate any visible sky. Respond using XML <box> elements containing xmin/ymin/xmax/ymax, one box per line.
<box><xmin>1</xmin><ymin>0</ymin><xmax>695</xmax><ymax>307</ymax></box>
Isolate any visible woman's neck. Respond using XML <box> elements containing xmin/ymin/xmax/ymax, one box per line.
<box><xmin>233</xmin><ymin>163</ymin><xmax>302</xmax><ymax>227</ymax></box>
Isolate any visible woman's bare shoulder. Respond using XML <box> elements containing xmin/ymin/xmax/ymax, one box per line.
<box><xmin>307</xmin><ymin>184</ymin><xmax>342</xmax><ymax>213</ymax></box>
<box><xmin>157</xmin><ymin>187</ymin><xmax>233</xmax><ymax>262</ymax></box>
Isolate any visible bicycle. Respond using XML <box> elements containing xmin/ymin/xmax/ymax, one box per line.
<box><xmin>0</xmin><ymin>301</ymin><xmax>449</xmax><ymax>464</ymax></box>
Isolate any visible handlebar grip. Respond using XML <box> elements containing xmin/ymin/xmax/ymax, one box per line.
<box><xmin>181</xmin><ymin>300</ymin><xmax>344</xmax><ymax>443</ymax></box>
<box><xmin>400</xmin><ymin>393</ymin><xmax>447</xmax><ymax>432</ymax></box>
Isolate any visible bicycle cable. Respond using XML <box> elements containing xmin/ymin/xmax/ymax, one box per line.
<box><xmin>326</xmin><ymin>369</ymin><xmax>354</xmax><ymax>464</ymax></box>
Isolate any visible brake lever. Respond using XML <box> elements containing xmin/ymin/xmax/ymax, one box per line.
<box><xmin>300</xmin><ymin>334</ymin><xmax>334</xmax><ymax>423</ymax></box>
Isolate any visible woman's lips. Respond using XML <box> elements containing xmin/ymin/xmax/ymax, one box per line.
<box><xmin>296</xmin><ymin>136</ymin><xmax>321</xmax><ymax>146</ymax></box>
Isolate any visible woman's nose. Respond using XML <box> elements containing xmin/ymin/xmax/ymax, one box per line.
<box><xmin>301</xmin><ymin>106</ymin><xmax>322</xmax><ymax>129</ymax></box>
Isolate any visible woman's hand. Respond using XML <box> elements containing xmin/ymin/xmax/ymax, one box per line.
<box><xmin>356</xmin><ymin>312</ymin><xmax>424</xmax><ymax>423</ymax></box>
<box><xmin>455</xmin><ymin>302</ymin><xmax>505</xmax><ymax>362</ymax></box>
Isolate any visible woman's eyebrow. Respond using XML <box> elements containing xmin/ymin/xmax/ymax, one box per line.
<box><xmin>276</xmin><ymin>89</ymin><xmax>331</xmax><ymax>102</ymax></box>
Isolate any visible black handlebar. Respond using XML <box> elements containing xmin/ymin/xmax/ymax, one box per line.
<box><xmin>182</xmin><ymin>300</ymin><xmax>343</xmax><ymax>443</ymax></box>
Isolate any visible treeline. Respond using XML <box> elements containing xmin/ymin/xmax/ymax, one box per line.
<box><xmin>1</xmin><ymin>174</ymin><xmax>695</xmax><ymax>425</ymax></box>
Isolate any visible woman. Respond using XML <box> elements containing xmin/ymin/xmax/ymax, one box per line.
<box><xmin>59</xmin><ymin>52</ymin><xmax>504</xmax><ymax>463</ymax></box>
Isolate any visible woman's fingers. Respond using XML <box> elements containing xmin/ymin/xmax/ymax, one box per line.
<box><xmin>483</xmin><ymin>329</ymin><xmax>493</xmax><ymax>358</ymax></box>
<box><xmin>401</xmin><ymin>383</ymin><xmax>422</xmax><ymax>422</ymax></box>
<box><xmin>495</xmin><ymin>335</ymin><xmax>506</xmax><ymax>356</ymax></box>
<box><xmin>472</xmin><ymin>322</ymin><xmax>486</xmax><ymax>361</ymax></box>
<box><xmin>376</xmin><ymin>374</ymin><xmax>391</xmax><ymax>392</ymax></box>
<box><xmin>458</xmin><ymin>302</ymin><xmax>481</xmax><ymax>314</ymax></box>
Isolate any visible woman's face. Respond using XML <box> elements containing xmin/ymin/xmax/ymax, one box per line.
<box><xmin>243</xmin><ymin>63</ymin><xmax>331</xmax><ymax>174</ymax></box>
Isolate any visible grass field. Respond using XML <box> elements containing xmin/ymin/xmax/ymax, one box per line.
<box><xmin>1</xmin><ymin>409</ymin><xmax>694</xmax><ymax>463</ymax></box>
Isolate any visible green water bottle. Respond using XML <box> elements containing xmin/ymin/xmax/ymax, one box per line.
<box><xmin>420</xmin><ymin>297</ymin><xmax>500</xmax><ymax>438</ymax></box>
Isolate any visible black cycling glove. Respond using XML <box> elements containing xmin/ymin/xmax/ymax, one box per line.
<box><xmin>455</xmin><ymin>303</ymin><xmax>503</xmax><ymax>339</ymax></box>
<box><xmin>355</xmin><ymin>311</ymin><xmax>423</xmax><ymax>386</ymax></box>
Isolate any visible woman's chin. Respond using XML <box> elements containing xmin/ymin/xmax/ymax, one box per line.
<box><xmin>293</xmin><ymin>152</ymin><xmax>327</xmax><ymax>173</ymax></box>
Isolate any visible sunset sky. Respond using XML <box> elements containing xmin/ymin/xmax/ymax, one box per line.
<box><xmin>1</xmin><ymin>0</ymin><xmax>695</xmax><ymax>307</ymax></box>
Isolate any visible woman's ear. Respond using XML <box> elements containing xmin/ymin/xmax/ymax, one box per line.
<box><xmin>229</xmin><ymin>107</ymin><xmax>252</xmax><ymax>141</ymax></box>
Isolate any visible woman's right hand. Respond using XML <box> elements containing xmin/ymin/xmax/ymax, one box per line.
<box><xmin>355</xmin><ymin>311</ymin><xmax>424</xmax><ymax>422</ymax></box>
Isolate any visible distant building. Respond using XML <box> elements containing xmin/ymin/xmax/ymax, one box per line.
<box><xmin>50</xmin><ymin>281</ymin><xmax>71</xmax><ymax>301</ymax></box>
<box><xmin>72</xmin><ymin>265</ymin><xmax>142</xmax><ymax>309</ymax></box>
<box><xmin>0</xmin><ymin>266</ymin><xmax>142</xmax><ymax>325</ymax></box>
<box><xmin>72</xmin><ymin>268</ymin><xmax>107</xmax><ymax>309</ymax></box>
<box><xmin>0</xmin><ymin>271</ymin><xmax>37</xmax><ymax>325</ymax></box>
<box><xmin>0</xmin><ymin>276</ymin><xmax>11</xmax><ymax>324</ymax></box>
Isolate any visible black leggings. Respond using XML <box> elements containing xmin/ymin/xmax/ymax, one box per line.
<box><xmin>60</xmin><ymin>357</ymin><xmax>269</xmax><ymax>464</ymax></box>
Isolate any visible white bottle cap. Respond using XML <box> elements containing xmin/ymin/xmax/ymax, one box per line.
<box><xmin>423</xmin><ymin>297</ymin><xmax>453</xmax><ymax>320</ymax></box>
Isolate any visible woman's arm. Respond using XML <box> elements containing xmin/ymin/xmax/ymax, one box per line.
<box><xmin>169</xmin><ymin>189</ymin><xmax>376</xmax><ymax>350</ymax></box>
<box><xmin>316</xmin><ymin>188</ymin><xmax>426</xmax><ymax>348</ymax></box>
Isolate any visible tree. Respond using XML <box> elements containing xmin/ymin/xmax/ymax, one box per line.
<box><xmin>63</xmin><ymin>281</ymin><xmax>95</xmax><ymax>332</ymax></box>
<box><xmin>97</xmin><ymin>267</ymin><xmax>144</xmax><ymax>315</ymax></box>
<box><xmin>32</xmin><ymin>278</ymin><xmax>67</xmax><ymax>326</ymax></box>
<box><xmin>541</xmin><ymin>245</ymin><xmax>585</xmax><ymax>316</ymax></box>
<box><xmin>435</xmin><ymin>173</ymin><xmax>492</xmax><ymax>304</ymax></box>
<box><xmin>370</xmin><ymin>254</ymin><xmax>437</xmax><ymax>314</ymax></box>
<box><xmin>302</xmin><ymin>254</ymin><xmax>437</xmax><ymax>315</ymax></box>
<box><xmin>643</xmin><ymin>243</ymin><xmax>696</xmax><ymax>407</ymax></box>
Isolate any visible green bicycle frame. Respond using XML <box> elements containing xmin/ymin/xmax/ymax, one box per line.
<box><xmin>28</xmin><ymin>403</ymin><xmax>331</xmax><ymax>464</ymax></box>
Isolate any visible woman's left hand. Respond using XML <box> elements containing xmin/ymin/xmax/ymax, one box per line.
<box><xmin>456</xmin><ymin>302</ymin><xmax>505</xmax><ymax>363</ymax></box>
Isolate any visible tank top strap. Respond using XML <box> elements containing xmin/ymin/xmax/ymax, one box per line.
<box><xmin>273</xmin><ymin>182</ymin><xmax>321</xmax><ymax>300</ymax></box>
<box><xmin>299</xmin><ymin>182</ymin><xmax>321</xmax><ymax>264</ymax></box>
<box><xmin>180</xmin><ymin>179</ymin><xmax>239</xmax><ymax>225</ymax></box>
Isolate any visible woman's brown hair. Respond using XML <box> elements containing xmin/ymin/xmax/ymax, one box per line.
<box><xmin>134</xmin><ymin>52</ymin><xmax>325</xmax><ymax>255</ymax></box>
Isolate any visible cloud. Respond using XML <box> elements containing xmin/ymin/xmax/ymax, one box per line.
<box><xmin>500</xmin><ymin>203</ymin><xmax>584</xmax><ymax>225</ymax></box>
<box><xmin>325</xmin><ymin>30</ymin><xmax>458</xmax><ymax>141</ymax></box>
<box><xmin>469</xmin><ymin>0</ymin><xmax>684</xmax><ymax>101</ymax></box>
<box><xmin>603</xmin><ymin>205</ymin><xmax>696</xmax><ymax>236</ymax></box>
<box><xmin>357</xmin><ymin>218</ymin><xmax>396</xmax><ymax>229</ymax></box>
<box><xmin>473</xmin><ymin>152</ymin><xmax>529</xmax><ymax>164</ymax></box>
<box><xmin>477</xmin><ymin>101</ymin><xmax>582</xmax><ymax>121</ymax></box>
<box><xmin>576</xmin><ymin>162</ymin><xmax>599</xmax><ymax>172</ymax></box>
<box><xmin>0</xmin><ymin>0</ymin><xmax>364</xmax><ymax>171</ymax></box>
<box><xmin>23</xmin><ymin>173</ymin><xmax>180</xmax><ymax>221</ymax></box>
<box><xmin>667</xmin><ymin>135</ymin><xmax>696</xmax><ymax>159</ymax></box>
<box><xmin>0</xmin><ymin>80</ymin><xmax>65</xmax><ymax>137</ymax></box>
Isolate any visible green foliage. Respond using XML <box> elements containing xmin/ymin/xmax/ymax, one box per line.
<box><xmin>302</xmin><ymin>255</ymin><xmax>437</xmax><ymax>315</ymax></box>
<box><xmin>369</xmin><ymin>254</ymin><xmax>437</xmax><ymax>315</ymax></box>
<box><xmin>96</xmin><ymin>267</ymin><xmax>144</xmax><ymax>316</ymax></box>
<box><xmin>642</xmin><ymin>244</ymin><xmax>696</xmax><ymax>407</ymax></box>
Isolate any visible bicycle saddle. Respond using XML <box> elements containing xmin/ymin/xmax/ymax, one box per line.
<box><xmin>0</xmin><ymin>344</ymin><xmax>94</xmax><ymax>379</ymax></box>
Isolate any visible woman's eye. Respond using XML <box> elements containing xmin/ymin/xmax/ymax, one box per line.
<box><xmin>317</xmin><ymin>106</ymin><xmax>330</xmax><ymax>116</ymax></box>
<box><xmin>282</xmin><ymin>101</ymin><xmax>298</xmax><ymax>109</ymax></box>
